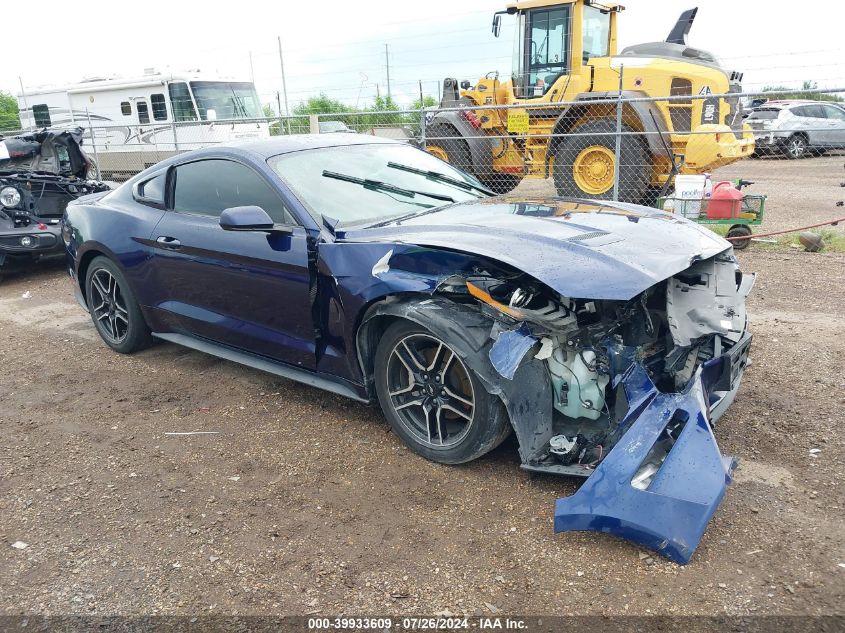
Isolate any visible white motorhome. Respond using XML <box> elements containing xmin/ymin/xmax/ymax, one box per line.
<box><xmin>17</xmin><ymin>70</ymin><xmax>270</xmax><ymax>178</ymax></box>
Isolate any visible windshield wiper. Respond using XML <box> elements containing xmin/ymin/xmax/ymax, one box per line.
<box><xmin>386</xmin><ymin>162</ymin><xmax>494</xmax><ymax>196</ymax></box>
<box><xmin>322</xmin><ymin>170</ymin><xmax>455</xmax><ymax>203</ymax></box>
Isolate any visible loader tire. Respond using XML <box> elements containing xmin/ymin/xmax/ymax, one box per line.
<box><xmin>552</xmin><ymin>119</ymin><xmax>649</xmax><ymax>203</ymax></box>
<box><xmin>481</xmin><ymin>174</ymin><xmax>521</xmax><ymax>195</ymax></box>
<box><xmin>425</xmin><ymin>124</ymin><xmax>472</xmax><ymax>173</ymax></box>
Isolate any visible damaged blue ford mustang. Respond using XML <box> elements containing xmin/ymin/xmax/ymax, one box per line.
<box><xmin>63</xmin><ymin>134</ymin><xmax>754</xmax><ymax>564</ymax></box>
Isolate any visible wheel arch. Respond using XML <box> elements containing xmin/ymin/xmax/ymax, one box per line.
<box><xmin>76</xmin><ymin>243</ymin><xmax>123</xmax><ymax>304</ymax></box>
<box><xmin>355</xmin><ymin>295</ymin><xmax>554</xmax><ymax>464</ymax></box>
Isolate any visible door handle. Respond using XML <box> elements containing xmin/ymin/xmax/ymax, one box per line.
<box><xmin>156</xmin><ymin>236</ymin><xmax>181</xmax><ymax>250</ymax></box>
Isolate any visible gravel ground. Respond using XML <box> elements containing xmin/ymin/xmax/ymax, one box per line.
<box><xmin>0</xmin><ymin>162</ymin><xmax>843</xmax><ymax>618</ymax></box>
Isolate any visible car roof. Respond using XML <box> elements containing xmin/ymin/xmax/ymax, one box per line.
<box><xmin>226</xmin><ymin>133</ymin><xmax>399</xmax><ymax>159</ymax></box>
<box><xmin>760</xmin><ymin>100</ymin><xmax>843</xmax><ymax>108</ymax></box>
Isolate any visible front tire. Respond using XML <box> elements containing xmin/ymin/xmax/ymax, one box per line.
<box><xmin>374</xmin><ymin>319</ymin><xmax>510</xmax><ymax>464</ymax></box>
<box><xmin>85</xmin><ymin>256</ymin><xmax>151</xmax><ymax>354</ymax></box>
<box><xmin>552</xmin><ymin>119</ymin><xmax>649</xmax><ymax>203</ymax></box>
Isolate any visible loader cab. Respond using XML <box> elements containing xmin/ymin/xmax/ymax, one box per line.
<box><xmin>494</xmin><ymin>0</ymin><xmax>621</xmax><ymax>99</ymax></box>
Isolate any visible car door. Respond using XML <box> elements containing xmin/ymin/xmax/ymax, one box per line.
<box><xmin>792</xmin><ymin>104</ymin><xmax>827</xmax><ymax>147</ymax></box>
<box><xmin>820</xmin><ymin>104</ymin><xmax>845</xmax><ymax>148</ymax></box>
<box><xmin>147</xmin><ymin>157</ymin><xmax>317</xmax><ymax>369</ymax></box>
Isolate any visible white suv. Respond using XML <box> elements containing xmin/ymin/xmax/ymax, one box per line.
<box><xmin>746</xmin><ymin>100</ymin><xmax>845</xmax><ymax>158</ymax></box>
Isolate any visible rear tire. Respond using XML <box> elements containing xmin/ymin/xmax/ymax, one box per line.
<box><xmin>374</xmin><ymin>319</ymin><xmax>510</xmax><ymax>465</ymax></box>
<box><xmin>783</xmin><ymin>134</ymin><xmax>807</xmax><ymax>159</ymax></box>
<box><xmin>85</xmin><ymin>256</ymin><xmax>152</xmax><ymax>354</ymax></box>
<box><xmin>552</xmin><ymin>119</ymin><xmax>649</xmax><ymax>203</ymax></box>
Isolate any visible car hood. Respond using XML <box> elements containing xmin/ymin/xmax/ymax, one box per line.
<box><xmin>338</xmin><ymin>197</ymin><xmax>730</xmax><ymax>301</ymax></box>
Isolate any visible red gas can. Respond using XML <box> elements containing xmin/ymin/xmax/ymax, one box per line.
<box><xmin>706</xmin><ymin>181</ymin><xmax>743</xmax><ymax>220</ymax></box>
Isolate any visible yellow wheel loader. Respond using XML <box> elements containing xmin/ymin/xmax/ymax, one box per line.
<box><xmin>425</xmin><ymin>1</ymin><xmax>755</xmax><ymax>201</ymax></box>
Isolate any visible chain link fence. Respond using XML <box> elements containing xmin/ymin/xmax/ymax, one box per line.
<box><xmin>3</xmin><ymin>87</ymin><xmax>843</xmax><ymax>212</ymax></box>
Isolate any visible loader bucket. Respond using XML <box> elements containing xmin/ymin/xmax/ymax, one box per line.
<box><xmin>553</xmin><ymin>359</ymin><xmax>738</xmax><ymax>565</ymax></box>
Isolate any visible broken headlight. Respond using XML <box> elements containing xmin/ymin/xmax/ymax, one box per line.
<box><xmin>0</xmin><ymin>186</ymin><xmax>22</xmax><ymax>209</ymax></box>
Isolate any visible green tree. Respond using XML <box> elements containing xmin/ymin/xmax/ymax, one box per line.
<box><xmin>0</xmin><ymin>91</ymin><xmax>21</xmax><ymax>131</ymax></box>
<box><xmin>289</xmin><ymin>93</ymin><xmax>356</xmax><ymax>132</ymax></box>
<box><xmin>292</xmin><ymin>94</ymin><xmax>351</xmax><ymax>115</ymax></box>
<box><xmin>411</xmin><ymin>95</ymin><xmax>438</xmax><ymax>110</ymax></box>
<box><xmin>761</xmin><ymin>80</ymin><xmax>844</xmax><ymax>103</ymax></box>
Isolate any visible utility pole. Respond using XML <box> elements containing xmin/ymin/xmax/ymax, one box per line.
<box><xmin>277</xmin><ymin>36</ymin><xmax>290</xmax><ymax>117</ymax></box>
<box><xmin>384</xmin><ymin>43</ymin><xmax>391</xmax><ymax>102</ymax></box>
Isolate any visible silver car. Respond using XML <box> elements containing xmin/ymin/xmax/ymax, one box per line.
<box><xmin>746</xmin><ymin>100</ymin><xmax>845</xmax><ymax>158</ymax></box>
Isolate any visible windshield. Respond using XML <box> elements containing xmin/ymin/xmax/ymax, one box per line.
<box><xmin>189</xmin><ymin>81</ymin><xmax>261</xmax><ymax>121</ymax></box>
<box><xmin>269</xmin><ymin>143</ymin><xmax>486</xmax><ymax>228</ymax></box>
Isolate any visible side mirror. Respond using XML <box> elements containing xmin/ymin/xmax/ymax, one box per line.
<box><xmin>492</xmin><ymin>14</ymin><xmax>501</xmax><ymax>37</ymax></box>
<box><xmin>206</xmin><ymin>108</ymin><xmax>218</xmax><ymax>121</ymax></box>
<box><xmin>219</xmin><ymin>206</ymin><xmax>275</xmax><ymax>231</ymax></box>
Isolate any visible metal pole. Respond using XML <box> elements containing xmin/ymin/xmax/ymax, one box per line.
<box><xmin>612</xmin><ymin>64</ymin><xmax>623</xmax><ymax>202</ymax></box>
<box><xmin>420</xmin><ymin>108</ymin><xmax>427</xmax><ymax>149</ymax></box>
<box><xmin>276</xmin><ymin>91</ymin><xmax>283</xmax><ymax>135</ymax></box>
<box><xmin>249</xmin><ymin>51</ymin><xmax>255</xmax><ymax>85</ymax></box>
<box><xmin>18</xmin><ymin>76</ymin><xmax>30</xmax><ymax>131</ymax></box>
<box><xmin>84</xmin><ymin>107</ymin><xmax>101</xmax><ymax>179</ymax></box>
<box><xmin>277</xmin><ymin>36</ymin><xmax>290</xmax><ymax>134</ymax></box>
<box><xmin>171</xmin><ymin>116</ymin><xmax>179</xmax><ymax>152</ymax></box>
<box><xmin>385</xmin><ymin>44</ymin><xmax>391</xmax><ymax>102</ymax></box>
<box><xmin>419</xmin><ymin>80</ymin><xmax>427</xmax><ymax>147</ymax></box>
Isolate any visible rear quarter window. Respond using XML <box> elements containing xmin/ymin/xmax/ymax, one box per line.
<box><xmin>747</xmin><ymin>109</ymin><xmax>780</xmax><ymax>120</ymax></box>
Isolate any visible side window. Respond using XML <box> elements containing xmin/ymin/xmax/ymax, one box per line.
<box><xmin>120</xmin><ymin>101</ymin><xmax>132</xmax><ymax>116</ymax></box>
<box><xmin>136</xmin><ymin>173</ymin><xmax>166</xmax><ymax>206</ymax></box>
<box><xmin>168</xmin><ymin>82</ymin><xmax>198</xmax><ymax>122</ymax></box>
<box><xmin>806</xmin><ymin>105</ymin><xmax>826</xmax><ymax>118</ymax></box>
<box><xmin>822</xmin><ymin>105</ymin><xmax>845</xmax><ymax>121</ymax></box>
<box><xmin>33</xmin><ymin>104</ymin><xmax>52</xmax><ymax>127</ymax></box>
<box><xmin>150</xmin><ymin>94</ymin><xmax>168</xmax><ymax>121</ymax></box>
<box><xmin>790</xmin><ymin>106</ymin><xmax>809</xmax><ymax>118</ymax></box>
<box><xmin>137</xmin><ymin>100</ymin><xmax>150</xmax><ymax>124</ymax></box>
<box><xmin>172</xmin><ymin>159</ymin><xmax>295</xmax><ymax>224</ymax></box>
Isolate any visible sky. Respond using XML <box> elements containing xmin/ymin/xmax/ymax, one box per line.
<box><xmin>3</xmin><ymin>0</ymin><xmax>844</xmax><ymax>112</ymax></box>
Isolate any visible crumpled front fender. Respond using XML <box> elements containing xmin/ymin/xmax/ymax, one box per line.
<box><xmin>553</xmin><ymin>340</ymin><xmax>749</xmax><ymax>564</ymax></box>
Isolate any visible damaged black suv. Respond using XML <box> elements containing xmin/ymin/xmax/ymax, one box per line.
<box><xmin>0</xmin><ymin>127</ymin><xmax>108</xmax><ymax>273</ymax></box>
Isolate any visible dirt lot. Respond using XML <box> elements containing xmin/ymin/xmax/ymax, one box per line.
<box><xmin>1</xmin><ymin>157</ymin><xmax>843</xmax><ymax>618</ymax></box>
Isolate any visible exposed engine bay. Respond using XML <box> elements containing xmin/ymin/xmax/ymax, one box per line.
<box><xmin>0</xmin><ymin>127</ymin><xmax>108</xmax><ymax>268</ymax></box>
<box><xmin>337</xmin><ymin>196</ymin><xmax>753</xmax><ymax>564</ymax></box>
<box><xmin>434</xmin><ymin>250</ymin><xmax>753</xmax><ymax>483</ymax></box>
